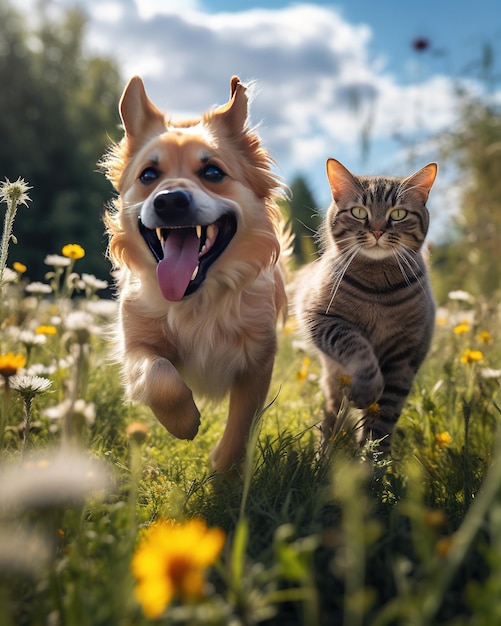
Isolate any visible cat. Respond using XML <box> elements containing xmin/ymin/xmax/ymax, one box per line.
<box><xmin>295</xmin><ymin>157</ymin><xmax>437</xmax><ymax>454</ymax></box>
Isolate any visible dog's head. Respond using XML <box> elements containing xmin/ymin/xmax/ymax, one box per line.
<box><xmin>102</xmin><ymin>76</ymin><xmax>284</xmax><ymax>302</ymax></box>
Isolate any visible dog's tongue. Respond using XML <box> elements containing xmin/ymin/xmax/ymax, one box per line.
<box><xmin>156</xmin><ymin>229</ymin><xmax>199</xmax><ymax>301</ymax></box>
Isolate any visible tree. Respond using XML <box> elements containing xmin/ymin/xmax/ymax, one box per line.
<box><xmin>282</xmin><ymin>175</ymin><xmax>322</xmax><ymax>266</ymax></box>
<box><xmin>0</xmin><ymin>0</ymin><xmax>122</xmax><ymax>282</ymax></box>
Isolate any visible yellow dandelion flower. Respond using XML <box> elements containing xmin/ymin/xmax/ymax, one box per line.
<box><xmin>460</xmin><ymin>349</ymin><xmax>484</xmax><ymax>364</ymax></box>
<box><xmin>435</xmin><ymin>431</ymin><xmax>452</xmax><ymax>447</ymax></box>
<box><xmin>126</xmin><ymin>422</ymin><xmax>150</xmax><ymax>445</ymax></box>
<box><xmin>61</xmin><ymin>244</ymin><xmax>85</xmax><ymax>260</ymax></box>
<box><xmin>12</xmin><ymin>262</ymin><xmax>27</xmax><ymax>273</ymax></box>
<box><xmin>296</xmin><ymin>356</ymin><xmax>310</xmax><ymax>381</ymax></box>
<box><xmin>132</xmin><ymin>518</ymin><xmax>225</xmax><ymax>619</ymax></box>
<box><xmin>477</xmin><ymin>330</ymin><xmax>492</xmax><ymax>344</ymax></box>
<box><xmin>436</xmin><ymin>316</ymin><xmax>448</xmax><ymax>326</ymax></box>
<box><xmin>0</xmin><ymin>352</ymin><xmax>27</xmax><ymax>378</ymax></box>
<box><xmin>453</xmin><ymin>322</ymin><xmax>471</xmax><ymax>335</ymax></box>
<box><xmin>35</xmin><ymin>325</ymin><xmax>57</xmax><ymax>336</ymax></box>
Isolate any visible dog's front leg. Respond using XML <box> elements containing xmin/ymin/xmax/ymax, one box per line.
<box><xmin>124</xmin><ymin>349</ymin><xmax>200</xmax><ymax>440</ymax></box>
<box><xmin>209</xmin><ymin>355</ymin><xmax>274</xmax><ymax>472</ymax></box>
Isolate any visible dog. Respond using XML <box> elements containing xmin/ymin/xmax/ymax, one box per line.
<box><xmin>101</xmin><ymin>76</ymin><xmax>289</xmax><ymax>472</ymax></box>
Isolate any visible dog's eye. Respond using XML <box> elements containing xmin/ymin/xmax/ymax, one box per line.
<box><xmin>199</xmin><ymin>164</ymin><xmax>226</xmax><ymax>183</ymax></box>
<box><xmin>139</xmin><ymin>167</ymin><xmax>159</xmax><ymax>185</ymax></box>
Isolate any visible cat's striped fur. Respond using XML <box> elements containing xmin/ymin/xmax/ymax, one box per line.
<box><xmin>295</xmin><ymin>158</ymin><xmax>437</xmax><ymax>452</ymax></box>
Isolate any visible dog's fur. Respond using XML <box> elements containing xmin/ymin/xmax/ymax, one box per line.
<box><xmin>101</xmin><ymin>76</ymin><xmax>289</xmax><ymax>471</ymax></box>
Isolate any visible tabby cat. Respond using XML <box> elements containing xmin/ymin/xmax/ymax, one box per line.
<box><xmin>295</xmin><ymin>158</ymin><xmax>437</xmax><ymax>452</ymax></box>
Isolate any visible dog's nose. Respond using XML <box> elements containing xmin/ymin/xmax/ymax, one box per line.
<box><xmin>153</xmin><ymin>190</ymin><xmax>192</xmax><ymax>216</ymax></box>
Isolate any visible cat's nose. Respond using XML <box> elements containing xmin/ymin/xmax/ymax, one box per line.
<box><xmin>372</xmin><ymin>230</ymin><xmax>385</xmax><ymax>241</ymax></box>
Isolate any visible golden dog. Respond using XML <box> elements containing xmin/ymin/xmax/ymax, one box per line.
<box><xmin>101</xmin><ymin>76</ymin><xmax>289</xmax><ymax>471</ymax></box>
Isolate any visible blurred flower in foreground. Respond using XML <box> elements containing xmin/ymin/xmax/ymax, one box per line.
<box><xmin>0</xmin><ymin>448</ymin><xmax>112</xmax><ymax>511</ymax></box>
<box><xmin>460</xmin><ymin>350</ymin><xmax>484</xmax><ymax>364</ymax></box>
<box><xmin>435</xmin><ymin>431</ymin><xmax>452</xmax><ymax>448</ymax></box>
<box><xmin>453</xmin><ymin>322</ymin><xmax>470</xmax><ymax>335</ymax></box>
<box><xmin>480</xmin><ymin>368</ymin><xmax>501</xmax><ymax>379</ymax></box>
<box><xmin>448</xmin><ymin>290</ymin><xmax>473</xmax><ymax>303</ymax></box>
<box><xmin>477</xmin><ymin>331</ymin><xmax>492</xmax><ymax>344</ymax></box>
<box><xmin>132</xmin><ymin>518</ymin><xmax>225</xmax><ymax>619</ymax></box>
<box><xmin>12</xmin><ymin>262</ymin><xmax>27</xmax><ymax>274</ymax></box>
<box><xmin>296</xmin><ymin>356</ymin><xmax>310</xmax><ymax>381</ymax></box>
<box><xmin>0</xmin><ymin>352</ymin><xmax>27</xmax><ymax>378</ymax></box>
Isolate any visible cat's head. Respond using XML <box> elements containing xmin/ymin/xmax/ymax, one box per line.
<box><xmin>325</xmin><ymin>159</ymin><xmax>437</xmax><ymax>260</ymax></box>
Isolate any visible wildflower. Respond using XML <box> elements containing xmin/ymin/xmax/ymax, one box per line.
<box><xmin>0</xmin><ymin>448</ymin><xmax>112</xmax><ymax>511</ymax></box>
<box><xmin>480</xmin><ymin>368</ymin><xmax>501</xmax><ymax>379</ymax></box>
<box><xmin>44</xmin><ymin>254</ymin><xmax>71</xmax><ymax>268</ymax></box>
<box><xmin>0</xmin><ymin>352</ymin><xmax>27</xmax><ymax>378</ymax></box>
<box><xmin>0</xmin><ymin>177</ymin><xmax>31</xmax><ymax>287</ymax></box>
<box><xmin>62</xmin><ymin>244</ymin><xmax>85</xmax><ymax>260</ymax></box>
<box><xmin>18</xmin><ymin>329</ymin><xmax>47</xmax><ymax>347</ymax></box>
<box><xmin>453</xmin><ymin>322</ymin><xmax>470</xmax><ymax>335</ymax></box>
<box><xmin>12</xmin><ymin>262</ymin><xmax>27</xmax><ymax>273</ymax></box>
<box><xmin>296</xmin><ymin>356</ymin><xmax>310</xmax><ymax>381</ymax></box>
<box><xmin>435</xmin><ymin>431</ymin><xmax>452</xmax><ymax>447</ymax></box>
<box><xmin>132</xmin><ymin>518</ymin><xmax>225</xmax><ymax>619</ymax></box>
<box><xmin>1</xmin><ymin>267</ymin><xmax>17</xmax><ymax>284</ymax></box>
<box><xmin>80</xmin><ymin>273</ymin><xmax>108</xmax><ymax>292</ymax></box>
<box><xmin>477</xmin><ymin>330</ymin><xmax>492</xmax><ymax>344</ymax></box>
<box><xmin>43</xmin><ymin>398</ymin><xmax>96</xmax><ymax>426</ymax></box>
<box><xmin>25</xmin><ymin>281</ymin><xmax>52</xmax><ymax>295</ymax></box>
<box><xmin>448</xmin><ymin>290</ymin><xmax>473</xmax><ymax>303</ymax></box>
<box><xmin>126</xmin><ymin>422</ymin><xmax>150</xmax><ymax>445</ymax></box>
<box><xmin>10</xmin><ymin>375</ymin><xmax>52</xmax><ymax>396</ymax></box>
<box><xmin>35</xmin><ymin>325</ymin><xmax>57</xmax><ymax>336</ymax></box>
<box><xmin>460</xmin><ymin>349</ymin><xmax>484</xmax><ymax>364</ymax></box>
<box><xmin>0</xmin><ymin>177</ymin><xmax>31</xmax><ymax>208</ymax></box>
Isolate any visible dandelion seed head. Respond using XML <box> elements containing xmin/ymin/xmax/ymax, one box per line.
<box><xmin>0</xmin><ymin>177</ymin><xmax>31</xmax><ymax>207</ymax></box>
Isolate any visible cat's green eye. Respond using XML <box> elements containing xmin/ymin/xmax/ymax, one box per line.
<box><xmin>390</xmin><ymin>208</ymin><xmax>408</xmax><ymax>221</ymax></box>
<box><xmin>351</xmin><ymin>206</ymin><xmax>368</xmax><ymax>220</ymax></box>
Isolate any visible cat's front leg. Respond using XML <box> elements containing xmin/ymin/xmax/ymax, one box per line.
<box><xmin>313</xmin><ymin>321</ymin><xmax>384</xmax><ymax>409</ymax></box>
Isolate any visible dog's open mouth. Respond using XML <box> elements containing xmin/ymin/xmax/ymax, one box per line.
<box><xmin>139</xmin><ymin>214</ymin><xmax>237</xmax><ymax>301</ymax></box>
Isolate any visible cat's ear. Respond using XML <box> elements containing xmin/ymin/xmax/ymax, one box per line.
<box><xmin>326</xmin><ymin>158</ymin><xmax>361</xmax><ymax>202</ymax></box>
<box><xmin>402</xmin><ymin>163</ymin><xmax>438</xmax><ymax>202</ymax></box>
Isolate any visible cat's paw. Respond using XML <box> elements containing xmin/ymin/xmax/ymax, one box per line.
<box><xmin>348</xmin><ymin>369</ymin><xmax>384</xmax><ymax>409</ymax></box>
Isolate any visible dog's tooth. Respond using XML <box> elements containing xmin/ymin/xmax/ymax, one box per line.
<box><xmin>196</xmin><ymin>225</ymin><xmax>202</xmax><ymax>239</ymax></box>
<box><xmin>206</xmin><ymin>224</ymin><xmax>216</xmax><ymax>243</ymax></box>
<box><xmin>156</xmin><ymin>228</ymin><xmax>163</xmax><ymax>241</ymax></box>
<box><xmin>191</xmin><ymin>265</ymin><xmax>199</xmax><ymax>281</ymax></box>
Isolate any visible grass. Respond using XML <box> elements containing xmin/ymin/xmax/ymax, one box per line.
<box><xmin>1</xmin><ymin>184</ymin><xmax>501</xmax><ymax>625</ymax></box>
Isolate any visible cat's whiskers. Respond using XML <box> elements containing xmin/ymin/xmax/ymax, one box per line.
<box><xmin>393</xmin><ymin>247</ymin><xmax>425</xmax><ymax>291</ymax></box>
<box><xmin>325</xmin><ymin>243</ymin><xmax>361</xmax><ymax>314</ymax></box>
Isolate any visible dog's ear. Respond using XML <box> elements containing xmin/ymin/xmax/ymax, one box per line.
<box><xmin>212</xmin><ymin>75</ymin><xmax>249</xmax><ymax>135</ymax></box>
<box><xmin>119</xmin><ymin>76</ymin><xmax>166</xmax><ymax>141</ymax></box>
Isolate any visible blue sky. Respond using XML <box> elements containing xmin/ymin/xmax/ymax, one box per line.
<box><xmin>19</xmin><ymin>0</ymin><xmax>501</xmax><ymax>240</ymax></box>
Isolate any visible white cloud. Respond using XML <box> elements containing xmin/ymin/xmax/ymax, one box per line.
<box><xmin>18</xmin><ymin>0</ymin><xmax>471</xmax><ymax>232</ymax></box>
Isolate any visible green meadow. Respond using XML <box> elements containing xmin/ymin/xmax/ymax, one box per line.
<box><xmin>1</xmin><ymin>180</ymin><xmax>501</xmax><ymax>626</ymax></box>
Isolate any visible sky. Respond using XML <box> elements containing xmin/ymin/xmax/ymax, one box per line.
<box><xmin>19</xmin><ymin>0</ymin><xmax>501</xmax><ymax>240</ymax></box>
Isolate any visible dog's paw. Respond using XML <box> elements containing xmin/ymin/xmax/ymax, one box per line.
<box><xmin>139</xmin><ymin>357</ymin><xmax>201</xmax><ymax>440</ymax></box>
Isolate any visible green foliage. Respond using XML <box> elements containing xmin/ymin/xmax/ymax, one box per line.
<box><xmin>0</xmin><ymin>0</ymin><xmax>122</xmax><ymax>282</ymax></box>
<box><xmin>280</xmin><ymin>175</ymin><xmax>322</xmax><ymax>265</ymax></box>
